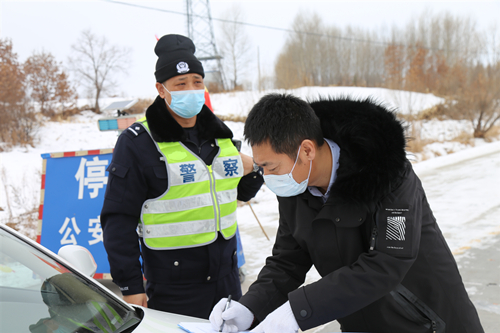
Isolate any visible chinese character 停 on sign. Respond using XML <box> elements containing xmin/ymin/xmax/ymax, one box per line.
<box><xmin>75</xmin><ymin>156</ymin><xmax>109</xmax><ymax>199</ymax></box>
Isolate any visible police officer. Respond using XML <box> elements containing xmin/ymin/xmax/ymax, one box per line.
<box><xmin>101</xmin><ymin>34</ymin><xmax>263</xmax><ymax>319</ymax></box>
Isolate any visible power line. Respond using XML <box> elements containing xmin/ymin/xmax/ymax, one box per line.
<box><xmin>101</xmin><ymin>0</ymin><xmax>495</xmax><ymax>56</ymax></box>
<box><xmin>98</xmin><ymin>0</ymin><xmax>390</xmax><ymax>44</ymax></box>
<box><xmin>100</xmin><ymin>0</ymin><xmax>301</xmax><ymax>33</ymax></box>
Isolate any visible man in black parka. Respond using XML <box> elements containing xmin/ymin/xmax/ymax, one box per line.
<box><xmin>101</xmin><ymin>34</ymin><xmax>263</xmax><ymax>319</ymax></box>
<box><xmin>209</xmin><ymin>94</ymin><xmax>483</xmax><ymax>333</ymax></box>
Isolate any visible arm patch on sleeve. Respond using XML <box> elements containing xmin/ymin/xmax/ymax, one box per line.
<box><xmin>377</xmin><ymin>205</ymin><xmax>413</xmax><ymax>257</ymax></box>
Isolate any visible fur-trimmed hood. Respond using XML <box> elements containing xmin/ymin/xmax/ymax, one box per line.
<box><xmin>309</xmin><ymin>97</ymin><xmax>407</xmax><ymax>205</ymax></box>
<box><xmin>145</xmin><ymin>95</ymin><xmax>233</xmax><ymax>142</ymax></box>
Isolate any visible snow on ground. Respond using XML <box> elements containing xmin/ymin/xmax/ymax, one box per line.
<box><xmin>210</xmin><ymin>86</ymin><xmax>444</xmax><ymax>117</ymax></box>
<box><xmin>413</xmin><ymin>142</ymin><xmax>500</xmax><ymax>255</ymax></box>
<box><xmin>213</xmin><ymin>86</ymin><xmax>477</xmax><ymax>163</ymax></box>
<box><xmin>417</xmin><ymin>119</ymin><xmax>473</xmax><ymax>142</ymax></box>
<box><xmin>0</xmin><ymin>86</ymin><xmax>498</xmax><ymax>284</ymax></box>
<box><xmin>0</xmin><ymin>111</ymin><xmax>119</xmax><ymax>224</ymax></box>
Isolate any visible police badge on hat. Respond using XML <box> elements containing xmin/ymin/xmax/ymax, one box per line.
<box><xmin>154</xmin><ymin>35</ymin><xmax>204</xmax><ymax>82</ymax></box>
<box><xmin>177</xmin><ymin>62</ymin><xmax>190</xmax><ymax>74</ymax></box>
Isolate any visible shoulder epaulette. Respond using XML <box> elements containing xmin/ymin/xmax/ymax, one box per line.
<box><xmin>127</xmin><ymin>123</ymin><xmax>146</xmax><ymax>137</ymax></box>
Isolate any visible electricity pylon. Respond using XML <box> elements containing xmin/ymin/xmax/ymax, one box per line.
<box><xmin>186</xmin><ymin>0</ymin><xmax>226</xmax><ymax>91</ymax></box>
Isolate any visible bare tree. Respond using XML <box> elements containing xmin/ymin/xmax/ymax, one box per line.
<box><xmin>453</xmin><ymin>63</ymin><xmax>500</xmax><ymax>138</ymax></box>
<box><xmin>218</xmin><ymin>4</ymin><xmax>252</xmax><ymax>91</ymax></box>
<box><xmin>274</xmin><ymin>13</ymin><xmax>385</xmax><ymax>89</ymax></box>
<box><xmin>384</xmin><ymin>43</ymin><xmax>405</xmax><ymax>89</ymax></box>
<box><xmin>69</xmin><ymin>30</ymin><xmax>130</xmax><ymax>113</ymax></box>
<box><xmin>0</xmin><ymin>39</ymin><xmax>38</xmax><ymax>148</ymax></box>
<box><xmin>275</xmin><ymin>13</ymin><xmax>325</xmax><ymax>89</ymax></box>
<box><xmin>24</xmin><ymin>51</ymin><xmax>77</xmax><ymax>116</ymax></box>
<box><xmin>385</xmin><ymin>11</ymin><xmax>483</xmax><ymax>94</ymax></box>
<box><xmin>0</xmin><ymin>40</ymin><xmax>24</xmax><ymax>105</ymax></box>
<box><xmin>273</xmin><ymin>10</ymin><xmax>500</xmax><ymax>141</ymax></box>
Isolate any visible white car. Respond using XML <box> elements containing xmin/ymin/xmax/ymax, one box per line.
<box><xmin>0</xmin><ymin>224</ymin><xmax>207</xmax><ymax>333</ymax></box>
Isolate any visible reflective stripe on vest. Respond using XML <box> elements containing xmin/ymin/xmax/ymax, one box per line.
<box><xmin>138</xmin><ymin>118</ymin><xmax>242</xmax><ymax>250</ymax></box>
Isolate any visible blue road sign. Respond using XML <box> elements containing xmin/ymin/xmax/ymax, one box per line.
<box><xmin>39</xmin><ymin>150</ymin><xmax>112</xmax><ymax>277</ymax></box>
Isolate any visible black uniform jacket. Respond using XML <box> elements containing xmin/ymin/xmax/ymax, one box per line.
<box><xmin>239</xmin><ymin>97</ymin><xmax>483</xmax><ymax>333</ymax></box>
<box><xmin>101</xmin><ymin>96</ymin><xmax>264</xmax><ymax>296</ymax></box>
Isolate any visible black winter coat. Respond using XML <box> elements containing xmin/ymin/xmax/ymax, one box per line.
<box><xmin>239</xmin><ymin>98</ymin><xmax>483</xmax><ymax>333</ymax></box>
<box><xmin>101</xmin><ymin>96</ymin><xmax>264</xmax><ymax>296</ymax></box>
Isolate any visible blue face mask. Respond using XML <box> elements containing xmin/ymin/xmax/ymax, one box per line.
<box><xmin>162</xmin><ymin>84</ymin><xmax>205</xmax><ymax>119</ymax></box>
<box><xmin>264</xmin><ymin>146</ymin><xmax>312</xmax><ymax>197</ymax></box>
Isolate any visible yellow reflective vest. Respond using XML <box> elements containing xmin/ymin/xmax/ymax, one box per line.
<box><xmin>138</xmin><ymin>118</ymin><xmax>242</xmax><ymax>250</ymax></box>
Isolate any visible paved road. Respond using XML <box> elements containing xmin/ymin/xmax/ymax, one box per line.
<box><xmin>457</xmin><ymin>225</ymin><xmax>500</xmax><ymax>333</ymax></box>
<box><xmin>418</xmin><ymin>149</ymin><xmax>500</xmax><ymax>333</ymax></box>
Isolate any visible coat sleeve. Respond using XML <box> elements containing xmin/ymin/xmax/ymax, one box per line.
<box><xmin>100</xmin><ymin>132</ymin><xmax>150</xmax><ymax>295</ymax></box>
<box><xmin>288</xmin><ymin>167</ymin><xmax>424</xmax><ymax>330</ymax></box>
<box><xmin>238</xmin><ymin>201</ymin><xmax>313</xmax><ymax>322</ymax></box>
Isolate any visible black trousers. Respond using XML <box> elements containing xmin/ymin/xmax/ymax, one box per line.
<box><xmin>146</xmin><ymin>265</ymin><xmax>242</xmax><ymax>319</ymax></box>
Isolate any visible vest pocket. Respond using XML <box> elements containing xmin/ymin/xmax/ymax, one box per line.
<box><xmin>390</xmin><ymin>284</ymin><xmax>445</xmax><ymax>333</ymax></box>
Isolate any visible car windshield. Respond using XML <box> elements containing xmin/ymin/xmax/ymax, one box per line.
<box><xmin>0</xmin><ymin>227</ymin><xmax>140</xmax><ymax>333</ymax></box>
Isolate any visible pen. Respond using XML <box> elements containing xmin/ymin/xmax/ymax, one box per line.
<box><xmin>219</xmin><ymin>294</ymin><xmax>232</xmax><ymax>332</ymax></box>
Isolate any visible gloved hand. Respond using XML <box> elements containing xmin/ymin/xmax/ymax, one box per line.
<box><xmin>209</xmin><ymin>298</ymin><xmax>254</xmax><ymax>332</ymax></box>
<box><xmin>251</xmin><ymin>301</ymin><xmax>299</xmax><ymax>333</ymax></box>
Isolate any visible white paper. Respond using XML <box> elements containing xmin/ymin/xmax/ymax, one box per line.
<box><xmin>178</xmin><ymin>322</ymin><xmax>250</xmax><ymax>333</ymax></box>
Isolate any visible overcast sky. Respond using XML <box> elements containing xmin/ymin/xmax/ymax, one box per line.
<box><xmin>1</xmin><ymin>0</ymin><xmax>499</xmax><ymax>99</ymax></box>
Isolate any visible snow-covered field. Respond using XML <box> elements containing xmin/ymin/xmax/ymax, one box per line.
<box><xmin>210</xmin><ymin>86</ymin><xmax>482</xmax><ymax>162</ymax></box>
<box><xmin>210</xmin><ymin>86</ymin><xmax>444</xmax><ymax>117</ymax></box>
<box><xmin>1</xmin><ymin>86</ymin><xmax>498</xmax><ymax>273</ymax></box>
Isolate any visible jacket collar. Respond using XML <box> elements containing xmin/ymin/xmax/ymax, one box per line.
<box><xmin>307</xmin><ymin>97</ymin><xmax>408</xmax><ymax>205</ymax></box>
<box><xmin>145</xmin><ymin>95</ymin><xmax>233</xmax><ymax>143</ymax></box>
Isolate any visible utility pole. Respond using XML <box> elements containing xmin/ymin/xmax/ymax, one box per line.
<box><xmin>185</xmin><ymin>0</ymin><xmax>226</xmax><ymax>91</ymax></box>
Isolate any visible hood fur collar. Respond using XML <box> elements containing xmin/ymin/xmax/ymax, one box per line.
<box><xmin>309</xmin><ymin>97</ymin><xmax>408</xmax><ymax>205</ymax></box>
<box><xmin>145</xmin><ymin>96</ymin><xmax>233</xmax><ymax>142</ymax></box>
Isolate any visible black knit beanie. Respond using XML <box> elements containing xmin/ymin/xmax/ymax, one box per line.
<box><xmin>154</xmin><ymin>34</ymin><xmax>205</xmax><ymax>83</ymax></box>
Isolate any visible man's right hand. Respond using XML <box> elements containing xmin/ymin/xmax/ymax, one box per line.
<box><xmin>209</xmin><ymin>298</ymin><xmax>254</xmax><ymax>332</ymax></box>
<box><xmin>122</xmin><ymin>293</ymin><xmax>148</xmax><ymax>307</ymax></box>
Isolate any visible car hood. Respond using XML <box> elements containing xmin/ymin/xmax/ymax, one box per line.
<box><xmin>131</xmin><ymin>306</ymin><xmax>209</xmax><ymax>333</ymax></box>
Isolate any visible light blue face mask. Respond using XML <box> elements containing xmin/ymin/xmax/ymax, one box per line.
<box><xmin>264</xmin><ymin>145</ymin><xmax>312</xmax><ymax>197</ymax></box>
<box><xmin>162</xmin><ymin>84</ymin><xmax>205</xmax><ymax>119</ymax></box>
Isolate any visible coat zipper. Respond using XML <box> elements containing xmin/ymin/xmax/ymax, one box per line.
<box><xmin>207</xmin><ymin>165</ymin><xmax>220</xmax><ymax>230</ymax></box>
<box><xmin>183</xmin><ymin>138</ymin><xmax>208</xmax><ymax>155</ymax></box>
<box><xmin>390</xmin><ymin>285</ymin><xmax>445</xmax><ymax>333</ymax></box>
<box><xmin>369</xmin><ymin>226</ymin><xmax>378</xmax><ymax>251</ymax></box>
